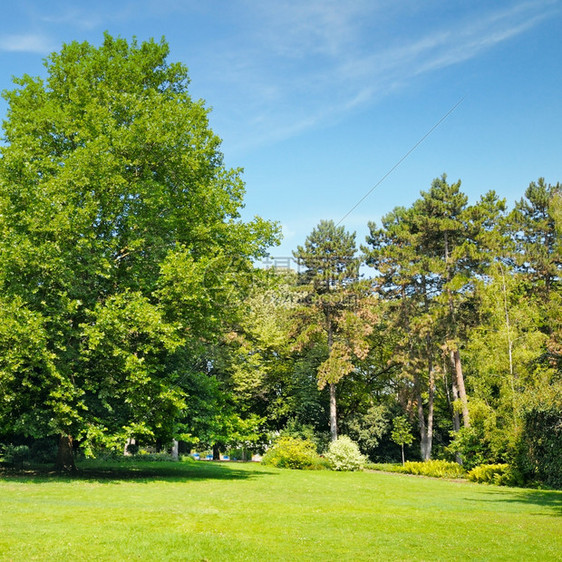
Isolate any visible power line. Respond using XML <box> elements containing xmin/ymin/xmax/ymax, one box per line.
<box><xmin>336</xmin><ymin>97</ymin><xmax>465</xmax><ymax>226</ymax></box>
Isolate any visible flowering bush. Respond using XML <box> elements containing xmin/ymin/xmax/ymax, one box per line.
<box><xmin>262</xmin><ymin>436</ymin><xmax>326</xmax><ymax>470</ymax></box>
<box><xmin>326</xmin><ymin>436</ymin><xmax>365</xmax><ymax>471</ymax></box>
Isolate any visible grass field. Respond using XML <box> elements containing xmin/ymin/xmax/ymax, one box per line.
<box><xmin>1</xmin><ymin>459</ymin><xmax>561</xmax><ymax>561</ymax></box>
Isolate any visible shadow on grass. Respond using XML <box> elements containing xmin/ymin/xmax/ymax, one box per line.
<box><xmin>468</xmin><ymin>486</ymin><xmax>562</xmax><ymax>517</ymax></box>
<box><xmin>0</xmin><ymin>460</ymin><xmax>276</xmax><ymax>484</ymax></box>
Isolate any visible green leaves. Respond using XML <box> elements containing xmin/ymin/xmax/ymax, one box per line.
<box><xmin>0</xmin><ymin>34</ymin><xmax>278</xmax><ymax>454</ymax></box>
<box><xmin>391</xmin><ymin>416</ymin><xmax>414</xmax><ymax>448</ymax></box>
<box><xmin>294</xmin><ymin>219</ymin><xmax>359</xmax><ymax>292</ymax></box>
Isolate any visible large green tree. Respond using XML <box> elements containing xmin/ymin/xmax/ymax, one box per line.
<box><xmin>364</xmin><ymin>202</ymin><xmax>440</xmax><ymax>460</ymax></box>
<box><xmin>0</xmin><ymin>34</ymin><xmax>277</xmax><ymax>469</ymax></box>
<box><xmin>365</xmin><ymin>176</ymin><xmax>507</xmax><ymax>459</ymax></box>
<box><xmin>508</xmin><ymin>179</ymin><xmax>561</xmax><ymax>371</ymax></box>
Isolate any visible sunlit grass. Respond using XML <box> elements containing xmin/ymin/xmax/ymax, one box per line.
<box><xmin>0</xmin><ymin>459</ymin><xmax>561</xmax><ymax>560</ymax></box>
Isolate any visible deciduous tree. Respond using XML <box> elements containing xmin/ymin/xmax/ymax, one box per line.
<box><xmin>0</xmin><ymin>34</ymin><xmax>277</xmax><ymax>470</ymax></box>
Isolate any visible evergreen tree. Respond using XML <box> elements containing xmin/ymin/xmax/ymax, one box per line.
<box><xmin>508</xmin><ymin>179</ymin><xmax>562</xmax><ymax>371</ymax></box>
<box><xmin>293</xmin><ymin>220</ymin><xmax>374</xmax><ymax>441</ymax></box>
<box><xmin>365</xmin><ymin>175</ymin><xmax>507</xmax><ymax>459</ymax></box>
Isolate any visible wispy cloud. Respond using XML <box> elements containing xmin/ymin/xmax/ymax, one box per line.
<box><xmin>0</xmin><ymin>33</ymin><xmax>55</xmax><ymax>54</ymax></box>
<box><xmin>38</xmin><ymin>1</ymin><xmax>141</xmax><ymax>30</ymax></box>
<box><xmin>40</xmin><ymin>9</ymin><xmax>106</xmax><ymax>30</ymax></box>
<box><xmin>250</xmin><ymin>0</ymin><xmax>379</xmax><ymax>58</ymax></box>
<box><xmin>1</xmin><ymin>0</ymin><xmax>557</xmax><ymax>154</ymax></box>
<box><xmin>206</xmin><ymin>1</ymin><xmax>560</xmax><ymax>153</ymax></box>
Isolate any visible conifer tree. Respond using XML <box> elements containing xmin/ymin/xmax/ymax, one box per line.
<box><xmin>293</xmin><ymin>220</ymin><xmax>374</xmax><ymax>441</ymax></box>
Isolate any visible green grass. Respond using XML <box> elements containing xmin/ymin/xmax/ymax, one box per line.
<box><xmin>1</xmin><ymin>460</ymin><xmax>561</xmax><ymax>561</ymax></box>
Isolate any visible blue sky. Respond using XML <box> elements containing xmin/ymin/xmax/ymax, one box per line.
<box><xmin>1</xmin><ymin>1</ymin><xmax>561</xmax><ymax>258</ymax></box>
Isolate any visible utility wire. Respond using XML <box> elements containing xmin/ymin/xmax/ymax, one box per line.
<box><xmin>336</xmin><ymin>97</ymin><xmax>465</xmax><ymax>226</ymax></box>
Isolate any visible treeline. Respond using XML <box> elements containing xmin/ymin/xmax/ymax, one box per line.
<box><xmin>0</xmin><ymin>35</ymin><xmax>559</xmax><ymax>487</ymax></box>
<box><xmin>223</xmin><ymin>175</ymin><xmax>561</xmax><ymax>487</ymax></box>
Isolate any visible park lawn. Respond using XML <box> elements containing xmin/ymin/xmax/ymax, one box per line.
<box><xmin>0</xmin><ymin>460</ymin><xmax>561</xmax><ymax>561</ymax></box>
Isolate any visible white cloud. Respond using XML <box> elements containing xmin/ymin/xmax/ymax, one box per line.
<box><xmin>0</xmin><ymin>33</ymin><xmax>55</xmax><ymax>54</ymax></box>
<box><xmin>211</xmin><ymin>1</ymin><xmax>560</xmax><ymax>153</ymax></box>
<box><xmin>250</xmin><ymin>0</ymin><xmax>379</xmax><ymax>58</ymax></box>
<box><xmin>40</xmin><ymin>9</ymin><xmax>106</xmax><ymax>30</ymax></box>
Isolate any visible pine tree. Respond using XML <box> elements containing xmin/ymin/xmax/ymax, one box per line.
<box><xmin>293</xmin><ymin>220</ymin><xmax>374</xmax><ymax>441</ymax></box>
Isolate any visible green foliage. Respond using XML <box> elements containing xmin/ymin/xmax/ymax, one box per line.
<box><xmin>279</xmin><ymin>419</ymin><xmax>329</xmax><ymax>454</ymax></box>
<box><xmin>391</xmin><ymin>416</ymin><xmax>414</xmax><ymax>448</ymax></box>
<box><xmin>29</xmin><ymin>438</ymin><xmax>59</xmax><ymax>464</ymax></box>
<box><xmin>325</xmin><ymin>435</ymin><xmax>366</xmax><ymax>471</ymax></box>
<box><xmin>467</xmin><ymin>464</ymin><xmax>523</xmax><ymax>487</ymax></box>
<box><xmin>445</xmin><ymin>399</ymin><xmax>515</xmax><ymax>470</ymax></box>
<box><xmin>125</xmin><ymin>442</ymin><xmax>140</xmax><ymax>455</ymax></box>
<box><xmin>400</xmin><ymin>460</ymin><xmax>466</xmax><ymax>479</ymax></box>
<box><xmin>365</xmin><ymin>462</ymin><xmax>405</xmax><ymax>473</ymax></box>
<box><xmin>515</xmin><ymin>397</ymin><xmax>562</xmax><ymax>489</ymax></box>
<box><xmin>293</xmin><ymin>219</ymin><xmax>359</xmax><ymax>293</ymax></box>
<box><xmin>0</xmin><ymin>34</ymin><xmax>278</xmax><ymax>461</ymax></box>
<box><xmin>133</xmin><ymin>451</ymin><xmax>180</xmax><ymax>462</ymax></box>
<box><xmin>0</xmin><ymin>298</ymin><xmax>61</xmax><ymax>438</ymax></box>
<box><xmin>509</xmin><ymin>178</ymin><xmax>561</xmax><ymax>299</ymax></box>
<box><xmin>391</xmin><ymin>415</ymin><xmax>414</xmax><ymax>464</ymax></box>
<box><xmin>446</xmin><ymin>426</ymin><xmax>493</xmax><ymax>470</ymax></box>
<box><xmin>1</xmin><ymin>444</ymin><xmax>30</xmax><ymax>468</ymax></box>
<box><xmin>345</xmin><ymin>405</ymin><xmax>389</xmax><ymax>459</ymax></box>
<box><xmin>261</xmin><ymin>436</ymin><xmax>327</xmax><ymax>470</ymax></box>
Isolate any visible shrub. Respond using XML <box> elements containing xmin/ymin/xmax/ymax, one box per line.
<box><xmin>2</xmin><ymin>444</ymin><xmax>30</xmax><ymax>468</ymax></box>
<box><xmin>125</xmin><ymin>442</ymin><xmax>139</xmax><ymax>455</ymax></box>
<box><xmin>134</xmin><ymin>451</ymin><xmax>177</xmax><ymax>462</ymax></box>
<box><xmin>446</xmin><ymin>426</ymin><xmax>494</xmax><ymax>471</ymax></box>
<box><xmin>262</xmin><ymin>436</ymin><xmax>324</xmax><ymax>470</ymax></box>
<box><xmin>325</xmin><ymin>436</ymin><xmax>366</xmax><ymax>471</ymax></box>
<box><xmin>29</xmin><ymin>438</ymin><xmax>58</xmax><ymax>464</ymax></box>
<box><xmin>467</xmin><ymin>463</ymin><xmax>523</xmax><ymax>487</ymax></box>
<box><xmin>515</xmin><ymin>400</ymin><xmax>562</xmax><ymax>489</ymax></box>
<box><xmin>345</xmin><ymin>405</ymin><xmax>389</xmax><ymax>459</ymax></box>
<box><xmin>179</xmin><ymin>455</ymin><xmax>196</xmax><ymax>463</ymax></box>
<box><xmin>400</xmin><ymin>460</ymin><xmax>465</xmax><ymax>479</ymax></box>
<box><xmin>365</xmin><ymin>462</ymin><xmax>404</xmax><ymax>473</ymax></box>
<box><xmin>308</xmin><ymin>456</ymin><xmax>332</xmax><ymax>471</ymax></box>
<box><xmin>280</xmin><ymin>419</ymin><xmax>329</xmax><ymax>454</ymax></box>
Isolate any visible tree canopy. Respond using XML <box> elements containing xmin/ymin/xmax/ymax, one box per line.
<box><xmin>0</xmin><ymin>34</ymin><xmax>278</xmax><ymax>469</ymax></box>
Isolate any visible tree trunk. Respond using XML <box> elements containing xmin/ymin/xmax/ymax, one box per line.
<box><xmin>451</xmin><ymin>377</ymin><xmax>461</xmax><ymax>432</ymax></box>
<box><xmin>212</xmin><ymin>443</ymin><xmax>221</xmax><ymax>461</ymax></box>
<box><xmin>124</xmin><ymin>437</ymin><xmax>136</xmax><ymax>456</ymax></box>
<box><xmin>418</xmin><ymin>280</ymin><xmax>434</xmax><ymax>461</ymax></box>
<box><xmin>171</xmin><ymin>440</ymin><xmax>179</xmax><ymax>461</ymax></box>
<box><xmin>451</xmin><ymin>378</ymin><xmax>462</xmax><ymax>464</ymax></box>
<box><xmin>55</xmin><ymin>434</ymin><xmax>76</xmax><ymax>473</ymax></box>
<box><xmin>415</xmin><ymin>363</ymin><xmax>434</xmax><ymax>462</ymax></box>
<box><xmin>329</xmin><ymin>382</ymin><xmax>338</xmax><ymax>441</ymax></box>
<box><xmin>327</xmin><ymin>314</ymin><xmax>338</xmax><ymax>442</ymax></box>
<box><xmin>425</xmin><ymin>365</ymin><xmax>435</xmax><ymax>461</ymax></box>
<box><xmin>450</xmin><ymin>348</ymin><xmax>470</xmax><ymax>427</ymax></box>
<box><xmin>416</xmin><ymin>378</ymin><xmax>427</xmax><ymax>454</ymax></box>
<box><xmin>444</xmin><ymin>230</ymin><xmax>470</xmax><ymax>429</ymax></box>
<box><xmin>401</xmin><ymin>444</ymin><xmax>405</xmax><ymax>466</ymax></box>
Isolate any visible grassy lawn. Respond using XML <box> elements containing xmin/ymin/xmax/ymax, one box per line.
<box><xmin>0</xmin><ymin>460</ymin><xmax>561</xmax><ymax>561</ymax></box>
